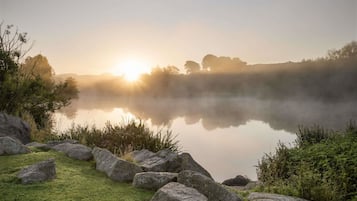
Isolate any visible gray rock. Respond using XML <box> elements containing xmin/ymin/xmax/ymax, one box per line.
<box><xmin>0</xmin><ymin>113</ymin><xmax>31</xmax><ymax>144</ymax></box>
<box><xmin>26</xmin><ymin>142</ymin><xmax>51</xmax><ymax>151</ymax></box>
<box><xmin>151</xmin><ymin>182</ymin><xmax>208</xmax><ymax>201</ymax></box>
<box><xmin>178</xmin><ymin>170</ymin><xmax>242</xmax><ymax>201</ymax></box>
<box><xmin>248</xmin><ymin>192</ymin><xmax>310</xmax><ymax>201</ymax></box>
<box><xmin>17</xmin><ymin>158</ymin><xmax>56</xmax><ymax>184</ymax></box>
<box><xmin>133</xmin><ymin>172</ymin><xmax>178</xmax><ymax>190</ymax></box>
<box><xmin>222</xmin><ymin>175</ymin><xmax>250</xmax><ymax>186</ymax></box>
<box><xmin>46</xmin><ymin>139</ymin><xmax>79</xmax><ymax>147</ymax></box>
<box><xmin>0</xmin><ymin>136</ymin><xmax>30</xmax><ymax>155</ymax></box>
<box><xmin>138</xmin><ymin>149</ymin><xmax>180</xmax><ymax>172</ymax></box>
<box><xmin>52</xmin><ymin>143</ymin><xmax>92</xmax><ymax>161</ymax></box>
<box><xmin>177</xmin><ymin>153</ymin><xmax>212</xmax><ymax>179</ymax></box>
<box><xmin>131</xmin><ymin>149</ymin><xmax>156</xmax><ymax>163</ymax></box>
<box><xmin>92</xmin><ymin>147</ymin><xmax>142</xmax><ymax>182</ymax></box>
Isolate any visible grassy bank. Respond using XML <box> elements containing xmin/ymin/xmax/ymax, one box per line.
<box><xmin>31</xmin><ymin>120</ymin><xmax>179</xmax><ymax>156</ymax></box>
<box><xmin>0</xmin><ymin>148</ymin><xmax>154</xmax><ymax>201</ymax></box>
<box><xmin>256</xmin><ymin>122</ymin><xmax>357</xmax><ymax>201</ymax></box>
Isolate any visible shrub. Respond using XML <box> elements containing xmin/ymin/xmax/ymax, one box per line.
<box><xmin>52</xmin><ymin>120</ymin><xmax>180</xmax><ymax>155</ymax></box>
<box><xmin>257</xmin><ymin>123</ymin><xmax>357</xmax><ymax>201</ymax></box>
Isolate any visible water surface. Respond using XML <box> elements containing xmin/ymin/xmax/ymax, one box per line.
<box><xmin>55</xmin><ymin>96</ymin><xmax>357</xmax><ymax>181</ymax></box>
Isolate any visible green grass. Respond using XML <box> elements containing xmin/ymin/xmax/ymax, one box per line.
<box><xmin>0</xmin><ymin>148</ymin><xmax>154</xmax><ymax>201</ymax></box>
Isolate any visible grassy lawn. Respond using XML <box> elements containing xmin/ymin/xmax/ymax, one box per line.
<box><xmin>0</xmin><ymin>148</ymin><xmax>154</xmax><ymax>201</ymax></box>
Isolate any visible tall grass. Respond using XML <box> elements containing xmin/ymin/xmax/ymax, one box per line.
<box><xmin>45</xmin><ymin>120</ymin><xmax>179</xmax><ymax>155</ymax></box>
<box><xmin>256</xmin><ymin>122</ymin><xmax>357</xmax><ymax>201</ymax></box>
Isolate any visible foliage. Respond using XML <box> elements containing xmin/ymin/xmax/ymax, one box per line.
<box><xmin>0</xmin><ymin>23</ymin><xmax>78</xmax><ymax>128</ymax></box>
<box><xmin>184</xmin><ymin>60</ymin><xmax>201</xmax><ymax>74</ymax></box>
<box><xmin>0</xmin><ymin>149</ymin><xmax>153</xmax><ymax>201</ymax></box>
<box><xmin>51</xmin><ymin>121</ymin><xmax>180</xmax><ymax>155</ymax></box>
<box><xmin>257</xmin><ymin>122</ymin><xmax>357</xmax><ymax>201</ymax></box>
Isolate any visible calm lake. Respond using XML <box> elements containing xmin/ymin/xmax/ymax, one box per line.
<box><xmin>54</xmin><ymin>96</ymin><xmax>357</xmax><ymax>181</ymax></box>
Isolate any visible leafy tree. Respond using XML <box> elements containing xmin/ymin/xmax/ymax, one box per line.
<box><xmin>327</xmin><ymin>41</ymin><xmax>357</xmax><ymax>60</ymax></box>
<box><xmin>201</xmin><ymin>54</ymin><xmax>246</xmax><ymax>73</ymax></box>
<box><xmin>184</xmin><ymin>60</ymin><xmax>200</xmax><ymax>74</ymax></box>
<box><xmin>21</xmin><ymin>54</ymin><xmax>54</xmax><ymax>82</ymax></box>
<box><xmin>0</xmin><ymin>23</ymin><xmax>78</xmax><ymax>128</ymax></box>
<box><xmin>202</xmin><ymin>54</ymin><xmax>218</xmax><ymax>71</ymax></box>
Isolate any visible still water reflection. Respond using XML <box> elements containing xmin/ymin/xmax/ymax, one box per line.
<box><xmin>54</xmin><ymin>96</ymin><xmax>357</xmax><ymax>181</ymax></box>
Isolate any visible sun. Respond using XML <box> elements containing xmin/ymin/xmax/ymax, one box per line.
<box><xmin>111</xmin><ymin>59</ymin><xmax>150</xmax><ymax>82</ymax></box>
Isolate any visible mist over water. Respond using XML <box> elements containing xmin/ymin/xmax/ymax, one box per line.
<box><xmin>54</xmin><ymin>96</ymin><xmax>357</xmax><ymax>181</ymax></box>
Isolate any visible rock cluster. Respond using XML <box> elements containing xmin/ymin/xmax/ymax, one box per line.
<box><xmin>0</xmin><ymin>113</ymin><xmax>310</xmax><ymax>201</ymax></box>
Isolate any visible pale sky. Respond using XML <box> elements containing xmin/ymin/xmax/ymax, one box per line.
<box><xmin>1</xmin><ymin>0</ymin><xmax>356</xmax><ymax>74</ymax></box>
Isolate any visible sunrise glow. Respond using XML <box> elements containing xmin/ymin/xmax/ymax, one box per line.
<box><xmin>111</xmin><ymin>60</ymin><xmax>150</xmax><ymax>82</ymax></box>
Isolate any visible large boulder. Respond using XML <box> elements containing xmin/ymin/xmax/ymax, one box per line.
<box><xmin>151</xmin><ymin>182</ymin><xmax>208</xmax><ymax>201</ymax></box>
<box><xmin>0</xmin><ymin>113</ymin><xmax>31</xmax><ymax>144</ymax></box>
<box><xmin>0</xmin><ymin>136</ymin><xmax>30</xmax><ymax>155</ymax></box>
<box><xmin>46</xmin><ymin>139</ymin><xmax>79</xmax><ymax>147</ymax></box>
<box><xmin>133</xmin><ymin>172</ymin><xmax>178</xmax><ymax>190</ymax></box>
<box><xmin>26</xmin><ymin>142</ymin><xmax>51</xmax><ymax>151</ymax></box>
<box><xmin>92</xmin><ymin>147</ymin><xmax>142</xmax><ymax>182</ymax></box>
<box><xmin>52</xmin><ymin>143</ymin><xmax>92</xmax><ymax>161</ymax></box>
<box><xmin>135</xmin><ymin>149</ymin><xmax>180</xmax><ymax>172</ymax></box>
<box><xmin>178</xmin><ymin>170</ymin><xmax>242</xmax><ymax>201</ymax></box>
<box><xmin>131</xmin><ymin>149</ymin><xmax>156</xmax><ymax>163</ymax></box>
<box><xmin>248</xmin><ymin>192</ymin><xmax>310</xmax><ymax>201</ymax></box>
<box><xmin>222</xmin><ymin>175</ymin><xmax>250</xmax><ymax>186</ymax></box>
<box><xmin>17</xmin><ymin>158</ymin><xmax>56</xmax><ymax>184</ymax></box>
<box><xmin>176</xmin><ymin>153</ymin><xmax>212</xmax><ymax>179</ymax></box>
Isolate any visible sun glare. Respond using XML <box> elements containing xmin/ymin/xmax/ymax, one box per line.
<box><xmin>112</xmin><ymin>60</ymin><xmax>150</xmax><ymax>82</ymax></box>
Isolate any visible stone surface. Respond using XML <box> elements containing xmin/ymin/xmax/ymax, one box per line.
<box><xmin>26</xmin><ymin>142</ymin><xmax>51</xmax><ymax>151</ymax></box>
<box><xmin>17</xmin><ymin>158</ymin><xmax>56</xmax><ymax>184</ymax></box>
<box><xmin>0</xmin><ymin>113</ymin><xmax>31</xmax><ymax>144</ymax></box>
<box><xmin>133</xmin><ymin>172</ymin><xmax>178</xmax><ymax>190</ymax></box>
<box><xmin>0</xmin><ymin>136</ymin><xmax>30</xmax><ymax>155</ymax></box>
<box><xmin>131</xmin><ymin>149</ymin><xmax>156</xmax><ymax>163</ymax></box>
<box><xmin>92</xmin><ymin>147</ymin><xmax>142</xmax><ymax>182</ymax></box>
<box><xmin>46</xmin><ymin>139</ymin><xmax>79</xmax><ymax>147</ymax></box>
<box><xmin>248</xmin><ymin>192</ymin><xmax>309</xmax><ymax>201</ymax></box>
<box><xmin>178</xmin><ymin>170</ymin><xmax>242</xmax><ymax>201</ymax></box>
<box><xmin>177</xmin><ymin>153</ymin><xmax>212</xmax><ymax>179</ymax></box>
<box><xmin>222</xmin><ymin>175</ymin><xmax>250</xmax><ymax>186</ymax></box>
<box><xmin>151</xmin><ymin>182</ymin><xmax>208</xmax><ymax>201</ymax></box>
<box><xmin>137</xmin><ymin>149</ymin><xmax>180</xmax><ymax>172</ymax></box>
<box><xmin>52</xmin><ymin>143</ymin><xmax>92</xmax><ymax>160</ymax></box>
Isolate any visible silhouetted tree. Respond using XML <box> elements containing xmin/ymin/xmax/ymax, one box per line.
<box><xmin>184</xmin><ymin>60</ymin><xmax>200</xmax><ymax>74</ymax></box>
<box><xmin>201</xmin><ymin>54</ymin><xmax>246</xmax><ymax>73</ymax></box>
<box><xmin>327</xmin><ymin>41</ymin><xmax>357</xmax><ymax>60</ymax></box>
<box><xmin>202</xmin><ymin>54</ymin><xmax>218</xmax><ymax>71</ymax></box>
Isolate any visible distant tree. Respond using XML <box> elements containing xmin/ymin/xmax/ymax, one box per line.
<box><xmin>201</xmin><ymin>54</ymin><xmax>246</xmax><ymax>73</ymax></box>
<box><xmin>184</xmin><ymin>60</ymin><xmax>200</xmax><ymax>74</ymax></box>
<box><xmin>202</xmin><ymin>54</ymin><xmax>218</xmax><ymax>71</ymax></box>
<box><xmin>327</xmin><ymin>41</ymin><xmax>357</xmax><ymax>60</ymax></box>
<box><xmin>163</xmin><ymin>65</ymin><xmax>180</xmax><ymax>74</ymax></box>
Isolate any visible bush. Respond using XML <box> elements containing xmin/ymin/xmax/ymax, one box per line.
<box><xmin>257</xmin><ymin>122</ymin><xmax>357</xmax><ymax>201</ymax></box>
<box><xmin>52</xmin><ymin>121</ymin><xmax>180</xmax><ymax>155</ymax></box>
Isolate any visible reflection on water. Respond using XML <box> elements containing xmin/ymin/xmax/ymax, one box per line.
<box><xmin>55</xmin><ymin>96</ymin><xmax>357</xmax><ymax>181</ymax></box>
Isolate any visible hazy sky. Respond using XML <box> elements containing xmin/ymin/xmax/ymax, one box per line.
<box><xmin>1</xmin><ymin>0</ymin><xmax>356</xmax><ymax>74</ymax></box>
